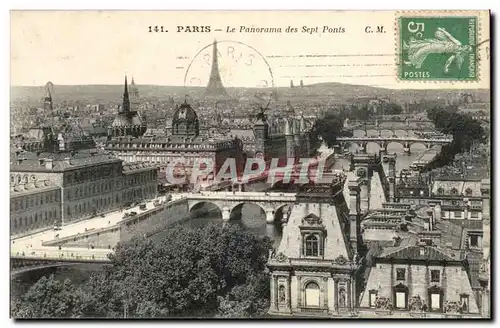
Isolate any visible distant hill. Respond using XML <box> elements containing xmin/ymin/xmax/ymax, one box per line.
<box><xmin>10</xmin><ymin>82</ymin><xmax>490</xmax><ymax>106</ymax></box>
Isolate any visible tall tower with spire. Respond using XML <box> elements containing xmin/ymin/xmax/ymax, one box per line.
<box><xmin>43</xmin><ymin>84</ymin><xmax>53</xmax><ymax>112</ymax></box>
<box><xmin>109</xmin><ymin>74</ymin><xmax>147</xmax><ymax>138</ymax></box>
<box><xmin>205</xmin><ymin>40</ymin><xmax>228</xmax><ymax>98</ymax></box>
<box><xmin>121</xmin><ymin>75</ymin><xmax>131</xmax><ymax>114</ymax></box>
<box><xmin>129</xmin><ymin>77</ymin><xmax>141</xmax><ymax>113</ymax></box>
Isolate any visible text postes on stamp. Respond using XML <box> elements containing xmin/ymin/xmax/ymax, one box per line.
<box><xmin>399</xmin><ymin>16</ymin><xmax>477</xmax><ymax>81</ymax></box>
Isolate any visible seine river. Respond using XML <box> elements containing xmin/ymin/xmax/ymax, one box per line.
<box><xmin>12</xmin><ymin>138</ymin><xmax>436</xmax><ymax>299</ymax></box>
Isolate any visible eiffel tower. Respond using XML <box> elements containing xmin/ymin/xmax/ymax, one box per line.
<box><xmin>205</xmin><ymin>40</ymin><xmax>229</xmax><ymax>98</ymax></box>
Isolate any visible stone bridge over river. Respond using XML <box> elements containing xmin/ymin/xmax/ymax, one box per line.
<box><xmin>173</xmin><ymin>191</ymin><xmax>297</xmax><ymax>223</ymax></box>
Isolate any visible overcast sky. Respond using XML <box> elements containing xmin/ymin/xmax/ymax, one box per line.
<box><xmin>11</xmin><ymin>11</ymin><xmax>490</xmax><ymax>89</ymax></box>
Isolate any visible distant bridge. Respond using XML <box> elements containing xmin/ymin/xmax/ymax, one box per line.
<box><xmin>337</xmin><ymin>136</ymin><xmax>452</xmax><ymax>154</ymax></box>
<box><xmin>349</xmin><ymin>127</ymin><xmax>438</xmax><ymax>137</ymax></box>
<box><xmin>345</xmin><ymin>115</ymin><xmax>435</xmax><ymax>131</ymax></box>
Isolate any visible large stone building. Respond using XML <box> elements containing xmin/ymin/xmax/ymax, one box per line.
<box><xmin>10</xmin><ymin>179</ymin><xmax>61</xmax><ymax>236</ymax></box>
<box><xmin>355</xmin><ymin>170</ymin><xmax>491</xmax><ymax>317</ymax></box>
<box><xmin>252</xmin><ymin>104</ymin><xmax>311</xmax><ymax>167</ymax></box>
<box><xmin>10</xmin><ymin>125</ymin><xmax>157</xmax><ymax>237</ymax></box>
<box><xmin>103</xmin><ymin>41</ymin><xmax>311</xmax><ymax>186</ymax></box>
<box><xmin>396</xmin><ymin>177</ymin><xmax>488</xmax><ymax>223</ymax></box>
<box><xmin>359</xmin><ymin>244</ymin><xmax>480</xmax><ymax>316</ymax></box>
<box><xmin>264</xmin><ymin>149</ymin><xmax>491</xmax><ymax>318</ymax></box>
<box><xmin>105</xmin><ymin>100</ymin><xmax>244</xmax><ymax>186</ymax></box>
<box><xmin>267</xmin><ymin>173</ymin><xmax>364</xmax><ymax>316</ymax></box>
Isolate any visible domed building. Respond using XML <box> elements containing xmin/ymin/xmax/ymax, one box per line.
<box><xmin>105</xmin><ymin>99</ymin><xmax>245</xmax><ymax>189</ymax></box>
<box><xmin>170</xmin><ymin>100</ymin><xmax>200</xmax><ymax>137</ymax></box>
<box><xmin>108</xmin><ymin>76</ymin><xmax>147</xmax><ymax>138</ymax></box>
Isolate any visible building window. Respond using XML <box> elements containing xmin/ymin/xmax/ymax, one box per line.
<box><xmin>393</xmin><ymin>284</ymin><xmax>409</xmax><ymax>309</ymax></box>
<box><xmin>431</xmin><ymin>270</ymin><xmax>440</xmax><ymax>283</ymax></box>
<box><xmin>305</xmin><ymin>234</ymin><xmax>319</xmax><ymax>257</ymax></box>
<box><xmin>428</xmin><ymin>286</ymin><xmax>443</xmax><ymax>311</ymax></box>
<box><xmin>454</xmin><ymin>211</ymin><xmax>462</xmax><ymax>219</ymax></box>
<box><xmin>470</xmin><ymin>211</ymin><xmax>479</xmax><ymax>219</ymax></box>
<box><xmin>470</xmin><ymin>235</ymin><xmax>480</xmax><ymax>248</ymax></box>
<box><xmin>460</xmin><ymin>294</ymin><xmax>469</xmax><ymax>313</ymax></box>
<box><xmin>369</xmin><ymin>290</ymin><xmax>378</xmax><ymax>308</ymax></box>
<box><xmin>396</xmin><ymin>268</ymin><xmax>406</xmax><ymax>281</ymax></box>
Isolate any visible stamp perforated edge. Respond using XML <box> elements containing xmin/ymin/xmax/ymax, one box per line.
<box><xmin>394</xmin><ymin>10</ymin><xmax>487</xmax><ymax>84</ymax></box>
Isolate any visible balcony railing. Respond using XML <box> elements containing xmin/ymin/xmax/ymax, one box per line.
<box><xmin>300</xmin><ymin>307</ymin><xmax>328</xmax><ymax>314</ymax></box>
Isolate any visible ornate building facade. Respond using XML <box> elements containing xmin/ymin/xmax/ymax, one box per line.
<box><xmin>252</xmin><ymin>105</ymin><xmax>311</xmax><ymax>168</ymax></box>
<box><xmin>105</xmin><ymin>100</ymin><xmax>244</xmax><ymax>186</ymax></box>
<box><xmin>267</xmin><ymin>173</ymin><xmax>364</xmax><ymax>316</ymax></box>
<box><xmin>359</xmin><ymin>245</ymin><xmax>480</xmax><ymax>316</ymax></box>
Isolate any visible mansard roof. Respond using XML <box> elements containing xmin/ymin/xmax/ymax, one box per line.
<box><xmin>378</xmin><ymin>245</ymin><xmax>462</xmax><ymax>262</ymax></box>
<box><xmin>275</xmin><ymin>181</ymin><xmax>353</xmax><ymax>262</ymax></box>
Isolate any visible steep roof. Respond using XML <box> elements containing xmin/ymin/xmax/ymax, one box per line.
<box><xmin>379</xmin><ymin>245</ymin><xmax>462</xmax><ymax>262</ymax></box>
<box><xmin>276</xmin><ymin>179</ymin><xmax>353</xmax><ymax>261</ymax></box>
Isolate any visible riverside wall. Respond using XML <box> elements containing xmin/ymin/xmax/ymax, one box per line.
<box><xmin>43</xmin><ymin>199</ymin><xmax>190</xmax><ymax>248</ymax></box>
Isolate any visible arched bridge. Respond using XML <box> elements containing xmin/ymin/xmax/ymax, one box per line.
<box><xmin>349</xmin><ymin>128</ymin><xmax>438</xmax><ymax>137</ymax></box>
<box><xmin>177</xmin><ymin>191</ymin><xmax>297</xmax><ymax>223</ymax></box>
<box><xmin>337</xmin><ymin>135</ymin><xmax>452</xmax><ymax>154</ymax></box>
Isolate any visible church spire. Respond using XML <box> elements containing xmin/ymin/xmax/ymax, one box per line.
<box><xmin>122</xmin><ymin>75</ymin><xmax>130</xmax><ymax>113</ymax></box>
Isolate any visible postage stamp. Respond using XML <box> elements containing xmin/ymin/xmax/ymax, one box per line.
<box><xmin>398</xmin><ymin>16</ymin><xmax>478</xmax><ymax>81</ymax></box>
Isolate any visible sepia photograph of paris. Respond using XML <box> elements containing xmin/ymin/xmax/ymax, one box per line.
<box><xmin>9</xmin><ymin>10</ymin><xmax>491</xmax><ymax>319</ymax></box>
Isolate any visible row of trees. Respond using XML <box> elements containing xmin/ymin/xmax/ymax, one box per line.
<box><xmin>424</xmin><ymin>106</ymin><xmax>487</xmax><ymax>170</ymax></box>
<box><xmin>308</xmin><ymin>110</ymin><xmax>353</xmax><ymax>153</ymax></box>
<box><xmin>11</xmin><ymin>224</ymin><xmax>273</xmax><ymax>319</ymax></box>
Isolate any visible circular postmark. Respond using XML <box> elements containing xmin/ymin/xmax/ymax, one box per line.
<box><xmin>184</xmin><ymin>40</ymin><xmax>275</xmax><ymax>108</ymax></box>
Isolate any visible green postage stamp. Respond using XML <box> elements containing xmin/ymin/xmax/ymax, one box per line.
<box><xmin>399</xmin><ymin>15</ymin><xmax>478</xmax><ymax>81</ymax></box>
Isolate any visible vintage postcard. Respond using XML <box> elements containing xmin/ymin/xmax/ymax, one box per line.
<box><xmin>10</xmin><ymin>10</ymin><xmax>491</xmax><ymax>319</ymax></box>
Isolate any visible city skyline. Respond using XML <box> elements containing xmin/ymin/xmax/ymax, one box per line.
<box><xmin>11</xmin><ymin>11</ymin><xmax>490</xmax><ymax>89</ymax></box>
